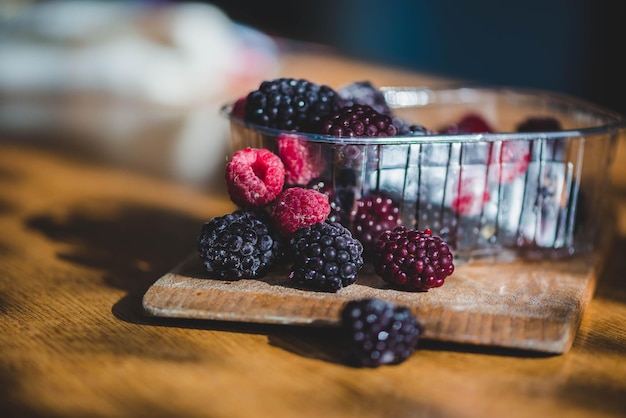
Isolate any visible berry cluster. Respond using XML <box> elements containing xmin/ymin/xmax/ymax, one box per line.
<box><xmin>197</xmin><ymin>210</ymin><xmax>283</xmax><ymax>280</ymax></box>
<box><xmin>374</xmin><ymin>227</ymin><xmax>455</xmax><ymax>291</ymax></box>
<box><xmin>341</xmin><ymin>298</ymin><xmax>423</xmax><ymax>367</ymax></box>
<box><xmin>289</xmin><ymin>222</ymin><xmax>364</xmax><ymax>292</ymax></box>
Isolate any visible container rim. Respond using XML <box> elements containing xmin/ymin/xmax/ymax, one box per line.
<box><xmin>221</xmin><ymin>85</ymin><xmax>626</xmax><ymax>145</ymax></box>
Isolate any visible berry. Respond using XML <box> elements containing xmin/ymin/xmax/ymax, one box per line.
<box><xmin>408</xmin><ymin>124</ymin><xmax>435</xmax><ymax>135</ymax></box>
<box><xmin>244</xmin><ymin>78</ymin><xmax>340</xmax><ymax>133</ymax></box>
<box><xmin>374</xmin><ymin>227</ymin><xmax>454</xmax><ymax>291</ymax></box>
<box><xmin>225</xmin><ymin>148</ymin><xmax>285</xmax><ymax>208</ymax></box>
<box><xmin>321</xmin><ymin>104</ymin><xmax>399</xmax><ymax>137</ymax></box>
<box><xmin>489</xmin><ymin>140</ymin><xmax>531</xmax><ymax>183</ymax></box>
<box><xmin>306</xmin><ymin>178</ymin><xmax>343</xmax><ymax>224</ymax></box>
<box><xmin>231</xmin><ymin>96</ymin><xmax>247</xmax><ymax>120</ymax></box>
<box><xmin>288</xmin><ymin>221</ymin><xmax>363</xmax><ymax>292</ymax></box>
<box><xmin>351</xmin><ymin>194</ymin><xmax>401</xmax><ymax>257</ymax></box>
<box><xmin>451</xmin><ymin>172</ymin><xmax>491</xmax><ymax>217</ymax></box>
<box><xmin>451</xmin><ymin>188</ymin><xmax>491</xmax><ymax>216</ymax></box>
<box><xmin>440</xmin><ymin>113</ymin><xmax>494</xmax><ymax>134</ymax></box>
<box><xmin>337</xmin><ymin>81</ymin><xmax>393</xmax><ymax>117</ymax></box>
<box><xmin>516</xmin><ymin>116</ymin><xmax>565</xmax><ymax>161</ymax></box>
<box><xmin>271</xmin><ymin>187</ymin><xmax>331</xmax><ymax>237</ymax></box>
<box><xmin>516</xmin><ymin>116</ymin><xmax>562</xmax><ymax>132</ymax></box>
<box><xmin>341</xmin><ymin>298</ymin><xmax>422</xmax><ymax>367</ymax></box>
<box><xmin>277</xmin><ymin>134</ymin><xmax>325</xmax><ymax>186</ymax></box>
<box><xmin>197</xmin><ymin>210</ymin><xmax>283</xmax><ymax>280</ymax></box>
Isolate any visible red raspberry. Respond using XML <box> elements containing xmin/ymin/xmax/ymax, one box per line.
<box><xmin>440</xmin><ymin>113</ymin><xmax>494</xmax><ymax>134</ymax></box>
<box><xmin>490</xmin><ymin>140</ymin><xmax>531</xmax><ymax>183</ymax></box>
<box><xmin>271</xmin><ymin>187</ymin><xmax>331</xmax><ymax>236</ymax></box>
<box><xmin>277</xmin><ymin>134</ymin><xmax>325</xmax><ymax>186</ymax></box>
<box><xmin>225</xmin><ymin>148</ymin><xmax>285</xmax><ymax>208</ymax></box>
<box><xmin>374</xmin><ymin>227</ymin><xmax>454</xmax><ymax>291</ymax></box>
<box><xmin>451</xmin><ymin>171</ymin><xmax>491</xmax><ymax>217</ymax></box>
<box><xmin>231</xmin><ymin>96</ymin><xmax>247</xmax><ymax>120</ymax></box>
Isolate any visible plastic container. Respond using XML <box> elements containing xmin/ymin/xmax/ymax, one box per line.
<box><xmin>222</xmin><ymin>86</ymin><xmax>624</xmax><ymax>262</ymax></box>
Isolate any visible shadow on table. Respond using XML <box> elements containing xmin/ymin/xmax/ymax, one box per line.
<box><xmin>23</xmin><ymin>196</ymin><xmax>626</xmax><ymax>367</ymax></box>
<box><xmin>25</xmin><ymin>201</ymin><xmax>202</xmax><ymax>320</ymax></box>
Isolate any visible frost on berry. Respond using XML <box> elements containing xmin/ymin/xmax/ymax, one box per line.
<box><xmin>322</xmin><ymin>104</ymin><xmax>398</xmax><ymax>137</ymax></box>
<box><xmin>277</xmin><ymin>134</ymin><xmax>325</xmax><ymax>186</ymax></box>
<box><xmin>225</xmin><ymin>147</ymin><xmax>285</xmax><ymax>209</ymax></box>
<box><xmin>288</xmin><ymin>221</ymin><xmax>363</xmax><ymax>292</ymax></box>
<box><xmin>271</xmin><ymin>187</ymin><xmax>331</xmax><ymax>236</ymax></box>
<box><xmin>341</xmin><ymin>298</ymin><xmax>422</xmax><ymax>367</ymax></box>
<box><xmin>351</xmin><ymin>194</ymin><xmax>401</xmax><ymax>257</ymax></box>
<box><xmin>197</xmin><ymin>210</ymin><xmax>284</xmax><ymax>280</ymax></box>
<box><xmin>374</xmin><ymin>226</ymin><xmax>455</xmax><ymax>291</ymax></box>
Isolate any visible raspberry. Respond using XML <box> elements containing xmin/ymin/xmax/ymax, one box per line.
<box><xmin>225</xmin><ymin>148</ymin><xmax>285</xmax><ymax>208</ymax></box>
<box><xmin>440</xmin><ymin>113</ymin><xmax>494</xmax><ymax>134</ymax></box>
<box><xmin>231</xmin><ymin>96</ymin><xmax>247</xmax><ymax>120</ymax></box>
<box><xmin>490</xmin><ymin>140</ymin><xmax>531</xmax><ymax>183</ymax></box>
<box><xmin>321</xmin><ymin>104</ymin><xmax>399</xmax><ymax>137</ymax></box>
<box><xmin>271</xmin><ymin>187</ymin><xmax>331</xmax><ymax>237</ymax></box>
<box><xmin>351</xmin><ymin>194</ymin><xmax>401</xmax><ymax>257</ymax></box>
<box><xmin>197</xmin><ymin>210</ymin><xmax>283</xmax><ymax>280</ymax></box>
<box><xmin>374</xmin><ymin>227</ymin><xmax>455</xmax><ymax>291</ymax></box>
<box><xmin>341</xmin><ymin>298</ymin><xmax>422</xmax><ymax>367</ymax></box>
<box><xmin>451</xmin><ymin>172</ymin><xmax>491</xmax><ymax>217</ymax></box>
<box><xmin>288</xmin><ymin>221</ymin><xmax>363</xmax><ymax>292</ymax></box>
<box><xmin>277</xmin><ymin>134</ymin><xmax>325</xmax><ymax>186</ymax></box>
<box><xmin>306</xmin><ymin>178</ymin><xmax>343</xmax><ymax>224</ymax></box>
<box><xmin>244</xmin><ymin>78</ymin><xmax>340</xmax><ymax>133</ymax></box>
<box><xmin>451</xmin><ymin>188</ymin><xmax>491</xmax><ymax>216</ymax></box>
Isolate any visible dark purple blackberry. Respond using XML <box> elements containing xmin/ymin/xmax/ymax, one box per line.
<box><xmin>322</xmin><ymin>104</ymin><xmax>399</xmax><ymax>137</ymax></box>
<box><xmin>394</xmin><ymin>121</ymin><xmax>436</xmax><ymax>136</ymax></box>
<box><xmin>244</xmin><ymin>78</ymin><xmax>340</xmax><ymax>133</ymax></box>
<box><xmin>374</xmin><ymin>226</ymin><xmax>454</xmax><ymax>291</ymax></box>
<box><xmin>306</xmin><ymin>179</ymin><xmax>343</xmax><ymax>224</ymax></box>
<box><xmin>341</xmin><ymin>298</ymin><xmax>423</xmax><ymax>367</ymax></box>
<box><xmin>351</xmin><ymin>194</ymin><xmax>401</xmax><ymax>258</ymax></box>
<box><xmin>516</xmin><ymin>116</ymin><xmax>562</xmax><ymax>132</ymax></box>
<box><xmin>288</xmin><ymin>221</ymin><xmax>363</xmax><ymax>292</ymax></box>
<box><xmin>337</xmin><ymin>81</ymin><xmax>393</xmax><ymax>117</ymax></box>
<box><xmin>197</xmin><ymin>210</ymin><xmax>283</xmax><ymax>280</ymax></box>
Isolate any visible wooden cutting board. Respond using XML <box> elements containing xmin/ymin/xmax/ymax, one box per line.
<box><xmin>143</xmin><ymin>251</ymin><xmax>602</xmax><ymax>354</ymax></box>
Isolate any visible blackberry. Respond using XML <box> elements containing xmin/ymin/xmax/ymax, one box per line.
<box><xmin>197</xmin><ymin>210</ymin><xmax>283</xmax><ymax>280</ymax></box>
<box><xmin>374</xmin><ymin>227</ymin><xmax>454</xmax><ymax>291</ymax></box>
<box><xmin>516</xmin><ymin>116</ymin><xmax>562</xmax><ymax>132</ymax></box>
<box><xmin>288</xmin><ymin>221</ymin><xmax>364</xmax><ymax>292</ymax></box>
<box><xmin>244</xmin><ymin>78</ymin><xmax>340</xmax><ymax>133</ymax></box>
<box><xmin>351</xmin><ymin>194</ymin><xmax>401</xmax><ymax>258</ymax></box>
<box><xmin>341</xmin><ymin>298</ymin><xmax>423</xmax><ymax>367</ymax></box>
<box><xmin>322</xmin><ymin>104</ymin><xmax>399</xmax><ymax>137</ymax></box>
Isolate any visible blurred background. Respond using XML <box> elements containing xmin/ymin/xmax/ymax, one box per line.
<box><xmin>207</xmin><ymin>0</ymin><xmax>625</xmax><ymax>115</ymax></box>
<box><xmin>0</xmin><ymin>0</ymin><xmax>624</xmax><ymax>191</ymax></box>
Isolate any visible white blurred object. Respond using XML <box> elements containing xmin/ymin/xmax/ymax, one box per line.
<box><xmin>0</xmin><ymin>0</ymin><xmax>279</xmax><ymax>106</ymax></box>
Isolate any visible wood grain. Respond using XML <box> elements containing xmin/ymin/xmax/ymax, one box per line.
<box><xmin>1</xmin><ymin>51</ymin><xmax>625</xmax><ymax>418</ymax></box>
<box><xmin>144</xmin><ymin>251</ymin><xmax>600</xmax><ymax>353</ymax></box>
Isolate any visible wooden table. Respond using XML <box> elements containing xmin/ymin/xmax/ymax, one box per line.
<box><xmin>1</xmin><ymin>51</ymin><xmax>625</xmax><ymax>418</ymax></box>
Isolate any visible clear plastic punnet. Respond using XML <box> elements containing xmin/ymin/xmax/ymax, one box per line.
<box><xmin>222</xmin><ymin>86</ymin><xmax>624</xmax><ymax>262</ymax></box>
